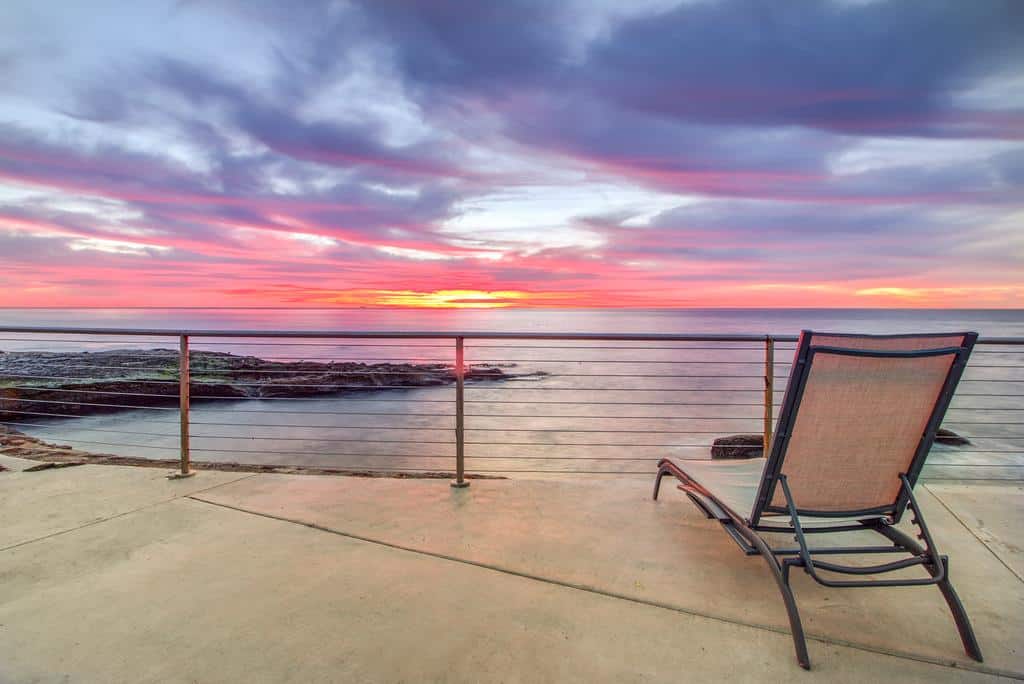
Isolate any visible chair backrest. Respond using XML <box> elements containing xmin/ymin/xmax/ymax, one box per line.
<box><xmin>750</xmin><ymin>331</ymin><xmax>977</xmax><ymax>525</ymax></box>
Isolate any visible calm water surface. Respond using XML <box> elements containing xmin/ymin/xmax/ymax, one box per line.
<box><xmin>2</xmin><ymin>308</ymin><xmax>1022</xmax><ymax>480</ymax></box>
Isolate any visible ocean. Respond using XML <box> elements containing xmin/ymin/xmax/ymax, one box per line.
<box><xmin>2</xmin><ymin>308</ymin><xmax>1022</xmax><ymax>480</ymax></box>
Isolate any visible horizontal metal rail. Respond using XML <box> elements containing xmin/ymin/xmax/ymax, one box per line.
<box><xmin>1</xmin><ymin>326</ymin><xmax>1021</xmax><ymax>481</ymax></box>
<box><xmin>0</xmin><ymin>327</ymin><xmax>798</xmax><ymax>341</ymax></box>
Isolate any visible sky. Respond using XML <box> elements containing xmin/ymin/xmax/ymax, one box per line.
<box><xmin>0</xmin><ymin>0</ymin><xmax>1022</xmax><ymax>309</ymax></box>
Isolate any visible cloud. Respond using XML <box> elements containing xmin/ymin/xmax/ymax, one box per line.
<box><xmin>580</xmin><ymin>0</ymin><xmax>1024</xmax><ymax>139</ymax></box>
<box><xmin>0</xmin><ymin>0</ymin><xmax>1021</xmax><ymax>308</ymax></box>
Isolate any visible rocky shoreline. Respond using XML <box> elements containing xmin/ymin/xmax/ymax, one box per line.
<box><xmin>0</xmin><ymin>348</ymin><xmax>526</xmax><ymax>421</ymax></box>
<box><xmin>0</xmin><ymin>424</ymin><xmax>503</xmax><ymax>478</ymax></box>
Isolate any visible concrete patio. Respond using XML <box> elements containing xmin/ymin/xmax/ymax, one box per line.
<box><xmin>0</xmin><ymin>458</ymin><xmax>1021</xmax><ymax>683</ymax></box>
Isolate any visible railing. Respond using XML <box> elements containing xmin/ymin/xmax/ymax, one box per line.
<box><xmin>0</xmin><ymin>327</ymin><xmax>1021</xmax><ymax>483</ymax></box>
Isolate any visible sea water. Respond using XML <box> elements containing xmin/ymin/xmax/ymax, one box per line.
<box><xmin>1</xmin><ymin>308</ymin><xmax>1021</xmax><ymax>480</ymax></box>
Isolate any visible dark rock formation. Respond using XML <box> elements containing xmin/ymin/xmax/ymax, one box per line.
<box><xmin>0</xmin><ymin>348</ymin><xmax>524</xmax><ymax>420</ymax></box>
<box><xmin>710</xmin><ymin>434</ymin><xmax>764</xmax><ymax>459</ymax></box>
<box><xmin>711</xmin><ymin>427</ymin><xmax>972</xmax><ymax>459</ymax></box>
<box><xmin>935</xmin><ymin>428</ymin><xmax>971</xmax><ymax>446</ymax></box>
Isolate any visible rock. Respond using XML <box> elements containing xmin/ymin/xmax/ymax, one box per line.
<box><xmin>0</xmin><ymin>425</ymin><xmax>506</xmax><ymax>479</ymax></box>
<box><xmin>711</xmin><ymin>434</ymin><xmax>764</xmax><ymax>459</ymax></box>
<box><xmin>24</xmin><ymin>461</ymin><xmax>86</xmax><ymax>472</ymax></box>
<box><xmin>710</xmin><ymin>428</ymin><xmax>971</xmax><ymax>459</ymax></box>
<box><xmin>935</xmin><ymin>428</ymin><xmax>971</xmax><ymax>446</ymax></box>
<box><xmin>0</xmin><ymin>349</ymin><xmax>523</xmax><ymax>420</ymax></box>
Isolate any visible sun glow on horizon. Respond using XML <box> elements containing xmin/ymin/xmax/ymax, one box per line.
<box><xmin>276</xmin><ymin>288</ymin><xmax>580</xmax><ymax>308</ymax></box>
<box><xmin>376</xmin><ymin>290</ymin><xmax>530</xmax><ymax>308</ymax></box>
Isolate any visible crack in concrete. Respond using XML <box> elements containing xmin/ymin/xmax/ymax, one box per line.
<box><xmin>188</xmin><ymin>493</ymin><xmax>1023</xmax><ymax>681</ymax></box>
<box><xmin>0</xmin><ymin>473</ymin><xmax>256</xmax><ymax>553</ymax></box>
<box><xmin>923</xmin><ymin>484</ymin><xmax>1024</xmax><ymax>584</ymax></box>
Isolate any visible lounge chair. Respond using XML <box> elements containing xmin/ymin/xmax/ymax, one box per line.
<box><xmin>653</xmin><ymin>331</ymin><xmax>982</xmax><ymax>669</ymax></box>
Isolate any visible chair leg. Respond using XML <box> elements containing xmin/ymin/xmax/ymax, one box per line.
<box><xmin>935</xmin><ymin>557</ymin><xmax>984</xmax><ymax>662</ymax></box>
<box><xmin>653</xmin><ymin>460</ymin><xmax>808</xmax><ymax>667</ymax></box>
<box><xmin>652</xmin><ymin>462</ymin><xmax>669</xmax><ymax>500</ymax></box>
<box><xmin>881</xmin><ymin>486</ymin><xmax>984</xmax><ymax>663</ymax></box>
<box><xmin>745</xmin><ymin>529</ymin><xmax>811</xmax><ymax>669</ymax></box>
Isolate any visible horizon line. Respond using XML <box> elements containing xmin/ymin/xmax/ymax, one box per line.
<box><xmin>1</xmin><ymin>305</ymin><xmax>1022</xmax><ymax>312</ymax></box>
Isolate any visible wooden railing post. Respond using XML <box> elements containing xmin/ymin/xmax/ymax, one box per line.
<box><xmin>171</xmin><ymin>334</ymin><xmax>195</xmax><ymax>478</ymax></box>
<box><xmin>451</xmin><ymin>336</ymin><xmax>469</xmax><ymax>488</ymax></box>
<box><xmin>763</xmin><ymin>336</ymin><xmax>774</xmax><ymax>456</ymax></box>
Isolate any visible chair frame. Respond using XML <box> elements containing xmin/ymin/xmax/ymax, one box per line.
<box><xmin>653</xmin><ymin>330</ymin><xmax>982</xmax><ymax>669</ymax></box>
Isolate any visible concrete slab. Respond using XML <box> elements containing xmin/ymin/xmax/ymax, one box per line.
<box><xmin>0</xmin><ymin>495</ymin><xmax>1006</xmax><ymax>683</ymax></box>
<box><xmin>0</xmin><ymin>464</ymin><xmax>252</xmax><ymax>550</ymax></box>
<box><xmin>925</xmin><ymin>482</ymin><xmax>1024</xmax><ymax>582</ymax></box>
<box><xmin>196</xmin><ymin>474</ymin><xmax>1024</xmax><ymax>676</ymax></box>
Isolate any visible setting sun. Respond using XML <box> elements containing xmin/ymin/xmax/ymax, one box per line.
<box><xmin>376</xmin><ymin>290</ymin><xmax>529</xmax><ymax>308</ymax></box>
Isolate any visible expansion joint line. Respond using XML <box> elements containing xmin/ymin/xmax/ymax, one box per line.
<box><xmin>187</xmin><ymin>493</ymin><xmax>1022</xmax><ymax>681</ymax></box>
<box><xmin>0</xmin><ymin>473</ymin><xmax>256</xmax><ymax>554</ymax></box>
<box><xmin>923</xmin><ymin>484</ymin><xmax>1024</xmax><ymax>584</ymax></box>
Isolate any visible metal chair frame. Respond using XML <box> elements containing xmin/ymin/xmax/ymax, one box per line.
<box><xmin>653</xmin><ymin>330</ymin><xmax>982</xmax><ymax>669</ymax></box>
